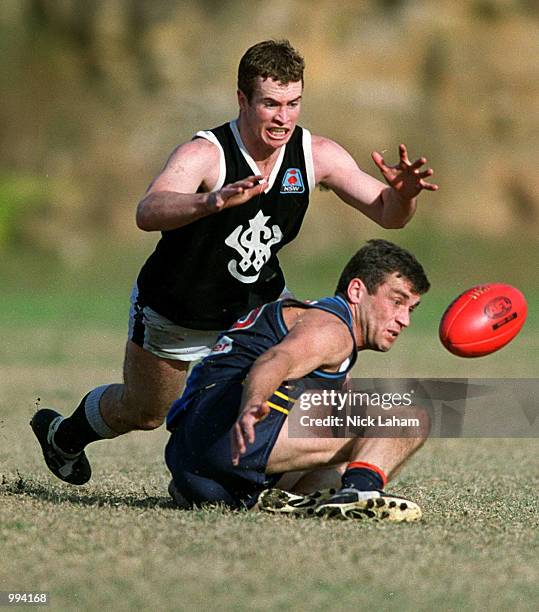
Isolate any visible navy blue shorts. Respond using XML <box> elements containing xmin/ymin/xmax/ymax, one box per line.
<box><xmin>165</xmin><ymin>380</ymin><xmax>286</xmax><ymax>509</ymax></box>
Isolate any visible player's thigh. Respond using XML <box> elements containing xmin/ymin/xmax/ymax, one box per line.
<box><xmin>266</xmin><ymin>419</ymin><xmax>358</xmax><ymax>474</ymax></box>
<box><xmin>122</xmin><ymin>340</ymin><xmax>188</xmax><ymax>413</ymax></box>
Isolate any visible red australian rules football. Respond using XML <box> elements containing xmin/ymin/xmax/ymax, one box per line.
<box><xmin>439</xmin><ymin>284</ymin><xmax>527</xmax><ymax>357</ymax></box>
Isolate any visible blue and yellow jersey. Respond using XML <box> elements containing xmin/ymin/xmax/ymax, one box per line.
<box><xmin>167</xmin><ymin>294</ymin><xmax>357</xmax><ymax>429</ymax></box>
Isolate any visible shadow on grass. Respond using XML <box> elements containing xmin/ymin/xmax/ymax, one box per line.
<box><xmin>1</xmin><ymin>473</ymin><xmax>177</xmax><ymax>510</ymax></box>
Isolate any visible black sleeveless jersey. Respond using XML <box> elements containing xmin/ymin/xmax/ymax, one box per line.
<box><xmin>136</xmin><ymin>120</ymin><xmax>314</xmax><ymax>330</ymax></box>
<box><xmin>166</xmin><ymin>295</ymin><xmax>358</xmax><ymax>430</ymax></box>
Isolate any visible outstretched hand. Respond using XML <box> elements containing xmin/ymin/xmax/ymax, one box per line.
<box><xmin>372</xmin><ymin>144</ymin><xmax>438</xmax><ymax>201</ymax></box>
<box><xmin>208</xmin><ymin>175</ymin><xmax>268</xmax><ymax>213</ymax></box>
<box><xmin>231</xmin><ymin>401</ymin><xmax>270</xmax><ymax>466</ymax></box>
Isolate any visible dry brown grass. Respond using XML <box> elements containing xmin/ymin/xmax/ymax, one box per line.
<box><xmin>1</xmin><ymin>325</ymin><xmax>538</xmax><ymax>610</ymax></box>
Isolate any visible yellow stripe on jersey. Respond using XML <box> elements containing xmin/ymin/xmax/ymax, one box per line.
<box><xmin>273</xmin><ymin>389</ymin><xmax>293</xmax><ymax>403</ymax></box>
<box><xmin>241</xmin><ymin>380</ymin><xmax>294</xmax><ymax>411</ymax></box>
<box><xmin>266</xmin><ymin>401</ymin><xmax>289</xmax><ymax>416</ymax></box>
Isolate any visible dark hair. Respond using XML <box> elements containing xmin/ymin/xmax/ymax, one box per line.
<box><xmin>336</xmin><ymin>239</ymin><xmax>430</xmax><ymax>296</ymax></box>
<box><xmin>238</xmin><ymin>40</ymin><xmax>305</xmax><ymax>101</ymax></box>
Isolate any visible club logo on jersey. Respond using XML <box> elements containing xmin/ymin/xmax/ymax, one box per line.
<box><xmin>280</xmin><ymin>168</ymin><xmax>305</xmax><ymax>194</ymax></box>
<box><xmin>209</xmin><ymin>335</ymin><xmax>233</xmax><ymax>356</ymax></box>
<box><xmin>225</xmin><ymin>210</ymin><xmax>282</xmax><ymax>283</ymax></box>
<box><xmin>230</xmin><ymin>305</ymin><xmax>264</xmax><ymax>330</ymax></box>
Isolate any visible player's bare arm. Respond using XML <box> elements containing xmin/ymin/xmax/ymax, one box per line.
<box><xmin>231</xmin><ymin>309</ymin><xmax>353</xmax><ymax>464</ymax></box>
<box><xmin>136</xmin><ymin>138</ymin><xmax>267</xmax><ymax>231</ymax></box>
<box><xmin>312</xmin><ymin>136</ymin><xmax>438</xmax><ymax>229</ymax></box>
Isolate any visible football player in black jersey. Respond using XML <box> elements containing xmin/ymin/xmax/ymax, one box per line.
<box><xmin>31</xmin><ymin>41</ymin><xmax>438</xmax><ymax>486</ymax></box>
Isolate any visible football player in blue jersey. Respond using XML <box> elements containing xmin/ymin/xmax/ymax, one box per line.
<box><xmin>165</xmin><ymin>240</ymin><xmax>430</xmax><ymax>521</ymax></box>
<box><xmin>31</xmin><ymin>41</ymin><xmax>437</xmax><ymax>486</ymax></box>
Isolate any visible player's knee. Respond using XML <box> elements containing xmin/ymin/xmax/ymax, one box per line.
<box><xmin>412</xmin><ymin>404</ymin><xmax>431</xmax><ymax>440</ymax></box>
<box><xmin>133</xmin><ymin>413</ymin><xmax>166</xmax><ymax>430</ymax></box>
<box><xmin>385</xmin><ymin>403</ymin><xmax>430</xmax><ymax>442</ymax></box>
<box><xmin>404</xmin><ymin>405</ymin><xmax>430</xmax><ymax>453</ymax></box>
<box><xmin>121</xmin><ymin>395</ymin><xmax>169</xmax><ymax>430</ymax></box>
<box><xmin>128</xmin><ymin>404</ymin><xmax>167</xmax><ymax>430</ymax></box>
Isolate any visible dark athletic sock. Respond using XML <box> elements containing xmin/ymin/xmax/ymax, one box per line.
<box><xmin>53</xmin><ymin>393</ymin><xmax>104</xmax><ymax>454</ymax></box>
<box><xmin>341</xmin><ymin>461</ymin><xmax>387</xmax><ymax>491</ymax></box>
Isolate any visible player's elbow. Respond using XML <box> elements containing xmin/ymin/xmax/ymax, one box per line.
<box><xmin>136</xmin><ymin>214</ymin><xmax>151</xmax><ymax>232</ymax></box>
<box><xmin>136</xmin><ymin>199</ymin><xmax>155</xmax><ymax>231</ymax></box>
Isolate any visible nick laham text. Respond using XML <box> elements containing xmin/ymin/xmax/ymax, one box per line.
<box><xmin>299</xmin><ymin>415</ymin><xmax>421</xmax><ymax>428</ymax></box>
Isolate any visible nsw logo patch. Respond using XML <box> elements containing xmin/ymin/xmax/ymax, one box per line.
<box><xmin>280</xmin><ymin>168</ymin><xmax>305</xmax><ymax>194</ymax></box>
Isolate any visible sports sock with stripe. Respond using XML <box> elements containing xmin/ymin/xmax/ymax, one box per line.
<box><xmin>53</xmin><ymin>385</ymin><xmax>118</xmax><ymax>454</ymax></box>
<box><xmin>341</xmin><ymin>461</ymin><xmax>387</xmax><ymax>491</ymax></box>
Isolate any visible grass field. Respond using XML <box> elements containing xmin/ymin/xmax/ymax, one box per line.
<box><xmin>1</xmin><ymin>238</ymin><xmax>538</xmax><ymax>611</ymax></box>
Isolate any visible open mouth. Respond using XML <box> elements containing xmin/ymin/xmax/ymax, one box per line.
<box><xmin>266</xmin><ymin>127</ymin><xmax>290</xmax><ymax>140</ymax></box>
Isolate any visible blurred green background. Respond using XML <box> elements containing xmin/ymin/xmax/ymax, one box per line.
<box><xmin>1</xmin><ymin>0</ymin><xmax>538</xmax><ymax>375</ymax></box>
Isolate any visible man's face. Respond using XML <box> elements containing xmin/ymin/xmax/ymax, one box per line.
<box><xmin>358</xmin><ymin>273</ymin><xmax>421</xmax><ymax>352</ymax></box>
<box><xmin>238</xmin><ymin>77</ymin><xmax>303</xmax><ymax>150</ymax></box>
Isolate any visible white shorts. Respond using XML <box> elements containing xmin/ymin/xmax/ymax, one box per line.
<box><xmin>128</xmin><ymin>285</ymin><xmax>293</xmax><ymax>362</ymax></box>
<box><xmin>128</xmin><ymin>286</ymin><xmax>220</xmax><ymax>361</ymax></box>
